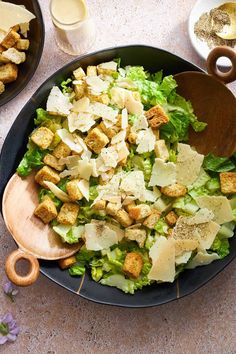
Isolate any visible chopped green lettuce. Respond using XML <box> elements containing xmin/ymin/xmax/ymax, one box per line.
<box><xmin>210</xmin><ymin>238</ymin><xmax>230</xmax><ymax>259</ymax></box>
<box><xmin>69</xmin><ymin>264</ymin><xmax>86</xmax><ymax>276</ymax></box>
<box><xmin>203</xmin><ymin>153</ymin><xmax>236</xmax><ymax>172</ymax></box>
<box><xmin>60</xmin><ymin>78</ymin><xmax>72</xmax><ymax>94</ymax></box>
<box><xmin>34</xmin><ymin>108</ymin><xmax>62</xmax><ymax>132</ymax></box>
<box><xmin>53</xmin><ymin>224</ymin><xmax>84</xmax><ymax>244</ymax></box>
<box><xmin>100</xmin><ymin>274</ymin><xmax>151</xmax><ymax>294</ymax></box>
<box><xmin>126</xmin><ymin>66</ymin><xmax>147</xmax><ymax>81</ymax></box>
<box><xmin>17</xmin><ymin>144</ymin><xmax>47</xmax><ymax>176</ymax></box>
<box><xmin>173</xmin><ymin>195</ymin><xmax>199</xmax><ymax>215</ymax></box>
<box><xmin>154</xmin><ymin>218</ymin><xmax>169</xmax><ymax>234</ymax></box>
<box><xmin>217</xmin><ymin>221</ymin><xmax>235</xmax><ymax>239</ymax></box>
<box><xmin>38</xmin><ymin>188</ymin><xmax>62</xmax><ymax>209</ymax></box>
<box><xmin>89</xmin><ymin>185</ymin><xmax>98</xmax><ymax>201</ymax></box>
<box><xmin>76</xmin><ymin>247</ymin><xmax>97</xmax><ymax>265</ymax></box>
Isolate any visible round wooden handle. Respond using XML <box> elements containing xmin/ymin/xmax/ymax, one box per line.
<box><xmin>5</xmin><ymin>249</ymin><xmax>40</xmax><ymax>287</ymax></box>
<box><xmin>207</xmin><ymin>46</ymin><xmax>236</xmax><ymax>84</ymax></box>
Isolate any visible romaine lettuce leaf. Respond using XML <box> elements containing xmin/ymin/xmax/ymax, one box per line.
<box><xmin>60</xmin><ymin>78</ymin><xmax>72</xmax><ymax>94</ymax></box>
<box><xmin>34</xmin><ymin>108</ymin><xmax>62</xmax><ymax>132</ymax></box>
<box><xmin>53</xmin><ymin>224</ymin><xmax>84</xmax><ymax>244</ymax></box>
<box><xmin>210</xmin><ymin>238</ymin><xmax>230</xmax><ymax>259</ymax></box>
<box><xmin>17</xmin><ymin>144</ymin><xmax>47</xmax><ymax>176</ymax></box>
<box><xmin>69</xmin><ymin>264</ymin><xmax>86</xmax><ymax>276</ymax></box>
<box><xmin>203</xmin><ymin>153</ymin><xmax>236</xmax><ymax>172</ymax></box>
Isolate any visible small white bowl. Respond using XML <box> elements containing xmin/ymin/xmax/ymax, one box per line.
<box><xmin>189</xmin><ymin>0</ymin><xmax>235</xmax><ymax>67</ymax></box>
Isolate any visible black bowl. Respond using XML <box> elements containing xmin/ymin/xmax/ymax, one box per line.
<box><xmin>0</xmin><ymin>0</ymin><xmax>45</xmax><ymax>107</ymax></box>
<box><xmin>0</xmin><ymin>45</ymin><xmax>235</xmax><ymax>307</ymax></box>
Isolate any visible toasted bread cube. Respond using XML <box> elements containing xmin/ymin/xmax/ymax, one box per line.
<box><xmin>73</xmin><ymin>67</ymin><xmax>86</xmax><ymax>80</ymax></box>
<box><xmin>66</xmin><ymin>179</ymin><xmax>83</xmax><ymax>201</ymax></box>
<box><xmin>2</xmin><ymin>48</ymin><xmax>26</xmax><ymax>64</ymax></box>
<box><xmin>58</xmin><ymin>256</ymin><xmax>77</xmax><ymax>269</ymax></box>
<box><xmin>43</xmin><ymin>153</ymin><xmax>64</xmax><ymax>172</ymax></box>
<box><xmin>127</xmin><ymin>132</ymin><xmax>137</xmax><ymax>144</ymax></box>
<box><xmin>97</xmin><ymin>64</ymin><xmax>116</xmax><ymax>76</ymax></box>
<box><xmin>0</xmin><ymin>81</ymin><xmax>5</xmax><ymax>95</ymax></box>
<box><xmin>99</xmin><ymin>122</ymin><xmax>119</xmax><ymax>139</ymax></box>
<box><xmin>16</xmin><ymin>38</ymin><xmax>30</xmax><ymax>51</ymax></box>
<box><xmin>125</xmin><ymin>229</ymin><xmax>146</xmax><ymax>247</ymax></box>
<box><xmin>12</xmin><ymin>25</ymin><xmax>20</xmax><ymax>32</ymax></box>
<box><xmin>35</xmin><ymin>166</ymin><xmax>60</xmax><ymax>188</ymax></box>
<box><xmin>220</xmin><ymin>172</ymin><xmax>236</xmax><ymax>194</ymax></box>
<box><xmin>145</xmin><ymin>105</ymin><xmax>169</xmax><ymax>128</ymax></box>
<box><xmin>0</xmin><ymin>45</ymin><xmax>5</xmax><ymax>53</ymax></box>
<box><xmin>115</xmin><ymin>209</ymin><xmax>133</xmax><ymax>227</ymax></box>
<box><xmin>161</xmin><ymin>183</ymin><xmax>187</xmax><ymax>198</ymax></box>
<box><xmin>143</xmin><ymin>209</ymin><xmax>161</xmax><ymax>229</ymax></box>
<box><xmin>165</xmin><ymin>211</ymin><xmax>178</xmax><ymax>226</ymax></box>
<box><xmin>85</xmin><ymin>127</ymin><xmax>109</xmax><ymax>154</ymax></box>
<box><xmin>52</xmin><ymin>141</ymin><xmax>71</xmax><ymax>159</ymax></box>
<box><xmin>124</xmin><ymin>201</ymin><xmax>136</xmax><ymax>213</ymax></box>
<box><xmin>0</xmin><ymin>54</ymin><xmax>10</xmax><ymax>64</ymax></box>
<box><xmin>153</xmin><ymin>129</ymin><xmax>160</xmax><ymax>140</ymax></box>
<box><xmin>34</xmin><ymin>196</ymin><xmax>57</xmax><ymax>224</ymax></box>
<box><xmin>154</xmin><ymin>139</ymin><xmax>169</xmax><ymax>161</ymax></box>
<box><xmin>1</xmin><ymin>29</ymin><xmax>20</xmax><ymax>48</ymax></box>
<box><xmin>92</xmin><ymin>200</ymin><xmax>107</xmax><ymax>210</ymax></box>
<box><xmin>74</xmin><ymin>82</ymin><xmax>86</xmax><ymax>100</ymax></box>
<box><xmin>106</xmin><ymin>202</ymin><xmax>120</xmax><ymax>217</ymax></box>
<box><xmin>31</xmin><ymin>127</ymin><xmax>54</xmax><ymax>150</ymax></box>
<box><xmin>57</xmin><ymin>202</ymin><xmax>80</xmax><ymax>225</ymax></box>
<box><xmin>128</xmin><ymin>204</ymin><xmax>151</xmax><ymax>220</ymax></box>
<box><xmin>123</xmin><ymin>252</ymin><xmax>143</xmax><ymax>278</ymax></box>
<box><xmin>0</xmin><ymin>63</ymin><xmax>18</xmax><ymax>83</ymax></box>
<box><xmin>87</xmin><ymin>65</ymin><xmax>97</xmax><ymax>76</ymax></box>
<box><xmin>87</xmin><ymin>92</ymin><xmax>110</xmax><ymax>105</ymax></box>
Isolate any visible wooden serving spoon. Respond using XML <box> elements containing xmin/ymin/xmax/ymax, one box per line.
<box><xmin>3</xmin><ymin>173</ymin><xmax>81</xmax><ymax>286</ymax></box>
<box><xmin>174</xmin><ymin>46</ymin><xmax>236</xmax><ymax>157</ymax></box>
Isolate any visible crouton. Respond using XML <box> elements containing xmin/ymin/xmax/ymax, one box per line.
<box><xmin>73</xmin><ymin>67</ymin><xmax>86</xmax><ymax>80</ymax></box>
<box><xmin>35</xmin><ymin>166</ymin><xmax>60</xmax><ymax>188</ymax></box>
<box><xmin>124</xmin><ymin>201</ymin><xmax>136</xmax><ymax>213</ymax></box>
<box><xmin>66</xmin><ymin>179</ymin><xmax>83</xmax><ymax>201</ymax></box>
<box><xmin>57</xmin><ymin>202</ymin><xmax>79</xmax><ymax>225</ymax></box>
<box><xmin>84</xmin><ymin>127</ymin><xmax>109</xmax><ymax>154</ymax></box>
<box><xmin>123</xmin><ymin>252</ymin><xmax>143</xmax><ymax>278</ymax></box>
<box><xmin>165</xmin><ymin>211</ymin><xmax>178</xmax><ymax>226</ymax></box>
<box><xmin>118</xmin><ymin>157</ymin><xmax>127</xmax><ymax>167</ymax></box>
<box><xmin>127</xmin><ymin>132</ymin><xmax>137</xmax><ymax>144</ymax></box>
<box><xmin>0</xmin><ymin>63</ymin><xmax>18</xmax><ymax>83</ymax></box>
<box><xmin>125</xmin><ymin>229</ymin><xmax>146</xmax><ymax>247</ymax></box>
<box><xmin>86</xmin><ymin>65</ymin><xmax>97</xmax><ymax>76</ymax></box>
<box><xmin>34</xmin><ymin>196</ymin><xmax>57</xmax><ymax>224</ymax></box>
<box><xmin>154</xmin><ymin>139</ymin><xmax>169</xmax><ymax>161</ymax></box>
<box><xmin>92</xmin><ymin>200</ymin><xmax>107</xmax><ymax>210</ymax></box>
<box><xmin>31</xmin><ymin>127</ymin><xmax>54</xmax><ymax>150</ymax></box>
<box><xmin>0</xmin><ymin>45</ymin><xmax>5</xmax><ymax>53</ymax></box>
<box><xmin>43</xmin><ymin>154</ymin><xmax>65</xmax><ymax>172</ymax></box>
<box><xmin>52</xmin><ymin>141</ymin><xmax>71</xmax><ymax>159</ymax></box>
<box><xmin>220</xmin><ymin>172</ymin><xmax>236</xmax><ymax>194</ymax></box>
<box><xmin>1</xmin><ymin>29</ymin><xmax>20</xmax><ymax>48</ymax></box>
<box><xmin>153</xmin><ymin>129</ymin><xmax>160</xmax><ymax>140</ymax></box>
<box><xmin>115</xmin><ymin>209</ymin><xmax>133</xmax><ymax>227</ymax></box>
<box><xmin>16</xmin><ymin>39</ymin><xmax>30</xmax><ymax>51</ymax></box>
<box><xmin>58</xmin><ymin>256</ymin><xmax>77</xmax><ymax>270</ymax></box>
<box><xmin>161</xmin><ymin>183</ymin><xmax>187</xmax><ymax>198</ymax></box>
<box><xmin>99</xmin><ymin>122</ymin><xmax>119</xmax><ymax>139</ymax></box>
<box><xmin>145</xmin><ymin>104</ymin><xmax>169</xmax><ymax>128</ymax></box>
<box><xmin>106</xmin><ymin>202</ymin><xmax>120</xmax><ymax>217</ymax></box>
<box><xmin>128</xmin><ymin>204</ymin><xmax>151</xmax><ymax>220</ymax></box>
<box><xmin>87</xmin><ymin>92</ymin><xmax>110</xmax><ymax>105</ymax></box>
<box><xmin>0</xmin><ymin>54</ymin><xmax>10</xmax><ymax>64</ymax></box>
<box><xmin>2</xmin><ymin>48</ymin><xmax>26</xmax><ymax>64</ymax></box>
<box><xmin>0</xmin><ymin>81</ymin><xmax>5</xmax><ymax>95</ymax></box>
<box><xmin>74</xmin><ymin>82</ymin><xmax>86</xmax><ymax>100</ymax></box>
<box><xmin>143</xmin><ymin>209</ymin><xmax>161</xmax><ymax>229</ymax></box>
<box><xmin>97</xmin><ymin>64</ymin><xmax>116</xmax><ymax>76</ymax></box>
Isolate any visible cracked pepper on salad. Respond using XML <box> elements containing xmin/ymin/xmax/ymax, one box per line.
<box><xmin>16</xmin><ymin>60</ymin><xmax>236</xmax><ymax>294</ymax></box>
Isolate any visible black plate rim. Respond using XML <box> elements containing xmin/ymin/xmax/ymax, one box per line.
<box><xmin>0</xmin><ymin>0</ymin><xmax>45</xmax><ymax>107</ymax></box>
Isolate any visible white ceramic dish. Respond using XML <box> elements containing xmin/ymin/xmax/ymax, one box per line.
<box><xmin>189</xmin><ymin>0</ymin><xmax>236</xmax><ymax>67</ymax></box>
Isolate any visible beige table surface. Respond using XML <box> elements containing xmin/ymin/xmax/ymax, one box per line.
<box><xmin>0</xmin><ymin>1</ymin><xmax>236</xmax><ymax>353</ymax></box>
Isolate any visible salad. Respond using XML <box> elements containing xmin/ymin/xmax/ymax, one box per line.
<box><xmin>17</xmin><ymin>60</ymin><xmax>236</xmax><ymax>294</ymax></box>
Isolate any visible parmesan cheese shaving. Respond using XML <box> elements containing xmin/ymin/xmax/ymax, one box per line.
<box><xmin>136</xmin><ymin>128</ymin><xmax>156</xmax><ymax>154</ymax></box>
<box><xmin>149</xmin><ymin>158</ymin><xmax>176</xmax><ymax>187</ymax></box>
<box><xmin>121</xmin><ymin>108</ymin><xmax>128</xmax><ymax>129</ymax></box>
<box><xmin>196</xmin><ymin>196</ymin><xmax>234</xmax><ymax>224</ymax></box>
<box><xmin>57</xmin><ymin>129</ymin><xmax>83</xmax><ymax>153</ymax></box>
<box><xmin>186</xmin><ymin>251</ymin><xmax>220</xmax><ymax>269</ymax></box>
<box><xmin>46</xmin><ymin>86</ymin><xmax>73</xmax><ymax>116</ymax></box>
<box><xmin>78</xmin><ymin>180</ymin><xmax>90</xmax><ymax>201</ymax></box>
<box><xmin>86</xmin><ymin>102</ymin><xmax>118</xmax><ymax>121</ymax></box>
<box><xmin>68</xmin><ymin>112</ymin><xmax>96</xmax><ymax>133</ymax></box>
<box><xmin>43</xmin><ymin>181</ymin><xmax>70</xmax><ymax>202</ymax></box>
<box><xmin>72</xmin><ymin>97</ymin><xmax>90</xmax><ymax>113</ymax></box>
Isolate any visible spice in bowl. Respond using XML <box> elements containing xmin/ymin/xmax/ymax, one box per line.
<box><xmin>194</xmin><ymin>7</ymin><xmax>236</xmax><ymax>48</ymax></box>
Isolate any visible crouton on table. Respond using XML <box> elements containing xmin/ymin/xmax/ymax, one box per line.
<box><xmin>31</xmin><ymin>127</ymin><xmax>54</xmax><ymax>150</ymax></box>
<box><xmin>0</xmin><ymin>63</ymin><xmax>18</xmax><ymax>83</ymax></box>
<box><xmin>52</xmin><ymin>141</ymin><xmax>71</xmax><ymax>159</ymax></box>
<box><xmin>220</xmin><ymin>172</ymin><xmax>236</xmax><ymax>194</ymax></box>
<box><xmin>66</xmin><ymin>179</ymin><xmax>83</xmax><ymax>201</ymax></box>
<box><xmin>57</xmin><ymin>202</ymin><xmax>80</xmax><ymax>225</ymax></box>
<box><xmin>84</xmin><ymin>127</ymin><xmax>109</xmax><ymax>154</ymax></box>
<box><xmin>123</xmin><ymin>252</ymin><xmax>143</xmax><ymax>278</ymax></box>
<box><xmin>35</xmin><ymin>166</ymin><xmax>60</xmax><ymax>188</ymax></box>
<box><xmin>34</xmin><ymin>196</ymin><xmax>57</xmax><ymax>224</ymax></box>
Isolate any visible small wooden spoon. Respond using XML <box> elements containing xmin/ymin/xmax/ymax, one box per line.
<box><xmin>174</xmin><ymin>46</ymin><xmax>236</xmax><ymax>157</ymax></box>
<box><xmin>3</xmin><ymin>173</ymin><xmax>81</xmax><ymax>286</ymax></box>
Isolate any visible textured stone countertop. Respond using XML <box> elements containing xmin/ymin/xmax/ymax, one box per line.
<box><xmin>0</xmin><ymin>1</ymin><xmax>236</xmax><ymax>353</ymax></box>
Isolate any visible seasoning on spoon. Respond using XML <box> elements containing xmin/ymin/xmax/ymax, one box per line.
<box><xmin>194</xmin><ymin>7</ymin><xmax>236</xmax><ymax>48</ymax></box>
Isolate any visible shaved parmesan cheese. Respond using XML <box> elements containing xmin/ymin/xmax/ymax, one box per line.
<box><xmin>136</xmin><ymin>128</ymin><xmax>156</xmax><ymax>154</ymax></box>
<box><xmin>98</xmin><ymin>61</ymin><xmax>117</xmax><ymax>71</ymax></box>
<box><xmin>186</xmin><ymin>251</ymin><xmax>220</xmax><ymax>269</ymax></box>
<box><xmin>184</xmin><ymin>208</ymin><xmax>214</xmax><ymax>225</ymax></box>
<box><xmin>120</xmin><ymin>171</ymin><xmax>146</xmax><ymax>200</ymax></box>
<box><xmin>100</xmin><ymin>146</ymin><xmax>119</xmax><ymax>168</ymax></box>
<box><xmin>57</xmin><ymin>129</ymin><xmax>83</xmax><ymax>153</ymax></box>
<box><xmin>131</xmin><ymin>115</ymin><xmax>148</xmax><ymax>133</ymax></box>
<box><xmin>87</xmin><ymin>102</ymin><xmax>118</xmax><ymax>121</ymax></box>
<box><xmin>46</xmin><ymin>87</ymin><xmax>73</xmax><ymax>116</ymax></box>
<box><xmin>153</xmin><ymin>196</ymin><xmax>172</xmax><ymax>212</ymax></box>
<box><xmin>121</xmin><ymin>108</ymin><xmax>128</xmax><ymax>129</ymax></box>
<box><xmin>111</xmin><ymin>130</ymin><xmax>126</xmax><ymax>145</ymax></box>
<box><xmin>176</xmin><ymin>143</ymin><xmax>204</xmax><ymax>186</ymax></box>
<box><xmin>196</xmin><ymin>221</ymin><xmax>220</xmax><ymax>250</ymax></box>
<box><xmin>175</xmin><ymin>251</ymin><xmax>192</xmax><ymax>265</ymax></box>
<box><xmin>86</xmin><ymin>76</ymin><xmax>110</xmax><ymax>94</ymax></box>
<box><xmin>0</xmin><ymin>2</ymin><xmax>35</xmax><ymax>31</ymax></box>
<box><xmin>77</xmin><ymin>158</ymin><xmax>93</xmax><ymax>180</ymax></box>
<box><xmin>142</xmin><ymin>188</ymin><xmax>161</xmax><ymax>202</ymax></box>
<box><xmin>110</xmin><ymin>87</ymin><xmax>143</xmax><ymax>114</ymax></box>
<box><xmin>110</xmin><ymin>87</ymin><xmax>126</xmax><ymax>108</ymax></box>
<box><xmin>196</xmin><ymin>196</ymin><xmax>234</xmax><ymax>224</ymax></box>
<box><xmin>149</xmin><ymin>158</ymin><xmax>176</xmax><ymax>187</ymax></box>
<box><xmin>59</xmin><ymin>155</ymin><xmax>92</xmax><ymax>180</ymax></box>
<box><xmin>68</xmin><ymin>112</ymin><xmax>95</xmax><ymax>133</ymax></box>
<box><xmin>44</xmin><ymin>181</ymin><xmax>70</xmax><ymax>202</ymax></box>
<box><xmin>116</xmin><ymin>141</ymin><xmax>129</xmax><ymax>162</ymax></box>
<box><xmin>78</xmin><ymin>180</ymin><xmax>89</xmax><ymax>201</ymax></box>
<box><xmin>72</xmin><ymin>97</ymin><xmax>90</xmax><ymax>113</ymax></box>
<box><xmin>90</xmin><ymin>158</ymin><xmax>98</xmax><ymax>177</ymax></box>
<box><xmin>148</xmin><ymin>236</ymin><xmax>175</xmax><ymax>282</ymax></box>
<box><xmin>84</xmin><ymin>222</ymin><xmax>122</xmax><ymax>250</ymax></box>
<box><xmin>174</xmin><ymin>239</ymin><xmax>199</xmax><ymax>256</ymax></box>
<box><xmin>125</xmin><ymin>92</ymin><xmax>143</xmax><ymax>115</ymax></box>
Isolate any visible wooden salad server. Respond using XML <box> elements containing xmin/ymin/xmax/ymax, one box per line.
<box><xmin>174</xmin><ymin>46</ymin><xmax>236</xmax><ymax>157</ymax></box>
<box><xmin>3</xmin><ymin>173</ymin><xmax>81</xmax><ymax>286</ymax></box>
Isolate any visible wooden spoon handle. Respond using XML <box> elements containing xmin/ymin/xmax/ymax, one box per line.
<box><xmin>5</xmin><ymin>249</ymin><xmax>40</xmax><ymax>286</ymax></box>
<box><xmin>207</xmin><ymin>46</ymin><xmax>236</xmax><ymax>84</ymax></box>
